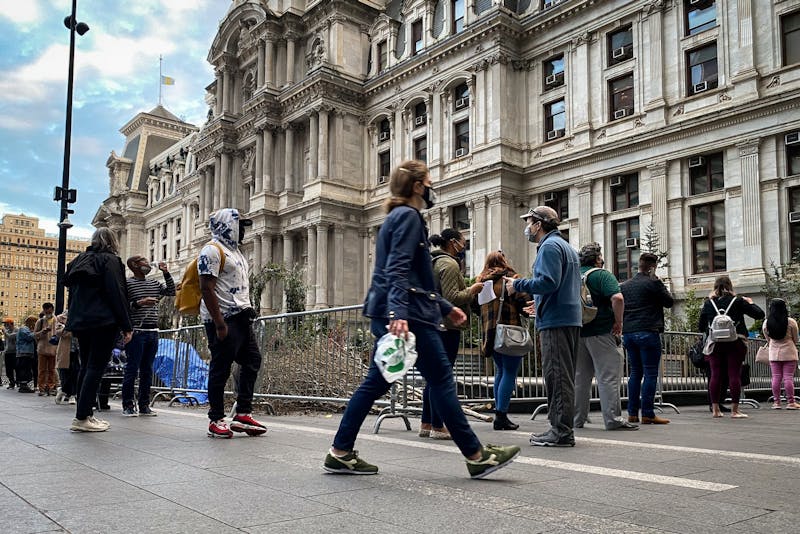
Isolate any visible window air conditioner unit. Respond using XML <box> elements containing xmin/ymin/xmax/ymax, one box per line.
<box><xmin>455</xmin><ymin>147</ymin><xmax>467</xmax><ymax>158</ymax></box>
<box><xmin>790</xmin><ymin>211</ymin><xmax>800</xmax><ymax>224</ymax></box>
<box><xmin>693</xmin><ymin>81</ymin><xmax>708</xmax><ymax>93</ymax></box>
<box><xmin>786</xmin><ymin>132</ymin><xmax>800</xmax><ymax>145</ymax></box>
<box><xmin>414</xmin><ymin>115</ymin><xmax>427</xmax><ymax>126</ymax></box>
<box><xmin>610</xmin><ymin>175</ymin><xmax>625</xmax><ymax>187</ymax></box>
<box><xmin>543</xmin><ymin>192</ymin><xmax>557</xmax><ymax>203</ymax></box>
<box><xmin>378</xmin><ymin>131</ymin><xmax>390</xmax><ymax>142</ymax></box>
<box><xmin>378</xmin><ymin>175</ymin><xmax>388</xmax><ymax>185</ymax></box>
<box><xmin>545</xmin><ymin>74</ymin><xmax>558</xmax><ymax>85</ymax></box>
<box><xmin>546</xmin><ymin>129</ymin><xmax>559</xmax><ymax>140</ymax></box>
<box><xmin>689</xmin><ymin>0</ymin><xmax>704</xmax><ymax>4</ymax></box>
<box><xmin>690</xmin><ymin>226</ymin><xmax>707</xmax><ymax>238</ymax></box>
<box><xmin>544</xmin><ymin>0</ymin><xmax>562</xmax><ymax>8</ymax></box>
<box><xmin>612</xmin><ymin>47</ymin><xmax>627</xmax><ymax>59</ymax></box>
<box><xmin>455</xmin><ymin>97</ymin><xmax>468</xmax><ymax>110</ymax></box>
<box><xmin>625</xmin><ymin>237</ymin><xmax>639</xmax><ymax>249</ymax></box>
<box><xmin>613</xmin><ymin>109</ymin><xmax>627</xmax><ymax>120</ymax></box>
<box><xmin>688</xmin><ymin>156</ymin><xmax>706</xmax><ymax>168</ymax></box>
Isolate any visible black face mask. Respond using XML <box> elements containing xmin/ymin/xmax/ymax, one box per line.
<box><xmin>422</xmin><ymin>185</ymin><xmax>436</xmax><ymax>209</ymax></box>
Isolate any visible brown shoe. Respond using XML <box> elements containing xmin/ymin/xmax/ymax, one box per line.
<box><xmin>628</xmin><ymin>415</ymin><xmax>639</xmax><ymax>423</ymax></box>
<box><xmin>641</xmin><ymin>415</ymin><xmax>670</xmax><ymax>424</ymax></box>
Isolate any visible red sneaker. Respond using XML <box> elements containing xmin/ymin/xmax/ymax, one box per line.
<box><xmin>230</xmin><ymin>413</ymin><xmax>267</xmax><ymax>436</ymax></box>
<box><xmin>208</xmin><ymin>419</ymin><xmax>233</xmax><ymax>438</ymax></box>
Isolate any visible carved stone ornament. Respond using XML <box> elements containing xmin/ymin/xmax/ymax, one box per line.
<box><xmin>672</xmin><ymin>105</ymin><xmax>684</xmax><ymax>116</ymax></box>
<box><xmin>766</xmin><ymin>75</ymin><xmax>780</xmax><ymax>88</ymax></box>
<box><xmin>643</xmin><ymin>0</ymin><xmax>665</xmax><ymax>14</ymax></box>
<box><xmin>596</xmin><ymin>129</ymin><xmax>607</xmax><ymax>140</ymax></box>
<box><xmin>718</xmin><ymin>92</ymin><xmax>731</xmax><ymax>102</ymax></box>
<box><xmin>634</xmin><ymin>118</ymin><xmax>645</xmax><ymax>128</ymax></box>
<box><xmin>243</xmin><ymin>147</ymin><xmax>255</xmax><ymax>180</ymax></box>
<box><xmin>306</xmin><ymin>35</ymin><xmax>326</xmax><ymax>71</ymax></box>
<box><xmin>571</xmin><ymin>31</ymin><xmax>592</xmax><ymax>48</ymax></box>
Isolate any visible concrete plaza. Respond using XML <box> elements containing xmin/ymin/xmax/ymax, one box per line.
<box><xmin>1</xmin><ymin>388</ymin><xmax>798</xmax><ymax>533</ymax></box>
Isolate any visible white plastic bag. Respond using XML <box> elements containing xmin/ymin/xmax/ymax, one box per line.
<box><xmin>374</xmin><ymin>332</ymin><xmax>418</xmax><ymax>383</ymax></box>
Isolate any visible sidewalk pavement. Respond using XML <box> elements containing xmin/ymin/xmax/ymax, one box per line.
<box><xmin>1</xmin><ymin>388</ymin><xmax>799</xmax><ymax>533</ymax></box>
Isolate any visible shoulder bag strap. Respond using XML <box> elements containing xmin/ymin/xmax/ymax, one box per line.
<box><xmin>497</xmin><ymin>280</ymin><xmax>509</xmax><ymax>326</ymax></box>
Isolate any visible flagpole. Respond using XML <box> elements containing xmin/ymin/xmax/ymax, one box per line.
<box><xmin>159</xmin><ymin>54</ymin><xmax>162</xmax><ymax>106</ymax></box>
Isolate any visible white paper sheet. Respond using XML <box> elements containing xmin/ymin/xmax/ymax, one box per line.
<box><xmin>477</xmin><ymin>280</ymin><xmax>497</xmax><ymax>306</ymax></box>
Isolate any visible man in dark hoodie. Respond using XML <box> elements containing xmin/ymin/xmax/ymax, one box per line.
<box><xmin>199</xmin><ymin>208</ymin><xmax>267</xmax><ymax>438</ymax></box>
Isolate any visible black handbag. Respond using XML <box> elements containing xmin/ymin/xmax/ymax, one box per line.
<box><xmin>740</xmin><ymin>362</ymin><xmax>751</xmax><ymax>387</ymax></box>
<box><xmin>688</xmin><ymin>337</ymin><xmax>706</xmax><ymax>369</ymax></box>
<box><xmin>492</xmin><ymin>282</ymin><xmax>533</xmax><ymax>357</ymax></box>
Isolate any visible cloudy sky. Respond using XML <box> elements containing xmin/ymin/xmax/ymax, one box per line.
<box><xmin>0</xmin><ymin>0</ymin><xmax>231</xmax><ymax>238</ymax></box>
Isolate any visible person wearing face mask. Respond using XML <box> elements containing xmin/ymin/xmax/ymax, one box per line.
<box><xmin>424</xmin><ymin>229</ymin><xmax>483</xmax><ymax>439</ymax></box>
<box><xmin>33</xmin><ymin>303</ymin><xmax>59</xmax><ymax>396</ymax></box>
<box><xmin>122</xmin><ymin>255</ymin><xmax>175</xmax><ymax>417</ymax></box>
<box><xmin>198</xmin><ymin>208</ymin><xmax>267</xmax><ymax>438</ymax></box>
<box><xmin>325</xmin><ymin>160</ymin><xmax>520</xmax><ymax>478</ymax></box>
<box><xmin>505</xmin><ymin>207</ymin><xmax>581</xmax><ymax>447</ymax></box>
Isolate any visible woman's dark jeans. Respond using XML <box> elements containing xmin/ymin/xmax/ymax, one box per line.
<box><xmin>74</xmin><ymin>326</ymin><xmax>118</xmax><ymax>420</ymax></box>
<box><xmin>421</xmin><ymin>329</ymin><xmax>460</xmax><ymax>428</ymax></box>
<box><xmin>333</xmin><ymin>319</ymin><xmax>482</xmax><ymax>458</ymax></box>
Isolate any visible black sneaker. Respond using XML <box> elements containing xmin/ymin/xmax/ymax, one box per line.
<box><xmin>466</xmin><ymin>444</ymin><xmax>521</xmax><ymax>479</ymax></box>
<box><xmin>122</xmin><ymin>407</ymin><xmax>138</xmax><ymax>417</ymax></box>
<box><xmin>18</xmin><ymin>384</ymin><xmax>34</xmax><ymax>393</ymax></box>
<box><xmin>139</xmin><ymin>406</ymin><xmax>157</xmax><ymax>417</ymax></box>
<box><xmin>323</xmin><ymin>449</ymin><xmax>378</xmax><ymax>475</ymax></box>
<box><xmin>530</xmin><ymin>430</ymin><xmax>575</xmax><ymax>447</ymax></box>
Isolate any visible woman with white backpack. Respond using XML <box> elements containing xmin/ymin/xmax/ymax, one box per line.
<box><xmin>698</xmin><ymin>276</ymin><xmax>764</xmax><ymax>419</ymax></box>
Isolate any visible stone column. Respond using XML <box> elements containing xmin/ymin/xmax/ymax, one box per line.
<box><xmin>316</xmin><ymin>224</ymin><xmax>329</xmax><ymax>307</ymax></box>
<box><xmin>199</xmin><ymin>168</ymin><xmax>207</xmax><ymax>217</ymax></box>
<box><xmin>220</xmin><ymin>150</ymin><xmax>231</xmax><ymax>207</ymax></box>
<box><xmin>648</xmin><ymin>162</ymin><xmax>669</xmax><ymax>273</ymax></box>
<box><xmin>257</xmin><ymin>39</ymin><xmax>265</xmax><ymax>88</ymax></box>
<box><xmin>265</xmin><ymin>37</ymin><xmax>275</xmax><ymax>87</ymax></box>
<box><xmin>333</xmin><ymin>111</ymin><xmax>345</xmax><ymax>180</ymax></box>
<box><xmin>577</xmin><ymin>181</ymin><xmax>592</xmax><ymax>244</ymax></box>
<box><xmin>739</xmin><ymin>139</ymin><xmax>762</xmax><ymax>264</ymax></box>
<box><xmin>473</xmin><ymin>195</ymin><xmax>488</xmax><ymax>270</ymax></box>
<box><xmin>286</xmin><ymin>35</ymin><xmax>296</xmax><ymax>85</ymax></box>
<box><xmin>222</xmin><ymin>68</ymin><xmax>232</xmax><ymax>114</ymax></box>
<box><xmin>262</xmin><ymin>127</ymin><xmax>273</xmax><ymax>193</ymax></box>
<box><xmin>733</xmin><ymin>0</ymin><xmax>757</xmax><ymax>80</ymax></box>
<box><xmin>281</xmin><ymin>232</ymin><xmax>294</xmax><ymax>312</ymax></box>
<box><xmin>276</xmin><ymin>128</ymin><xmax>285</xmax><ymax>192</ymax></box>
<box><xmin>213</xmin><ymin>154</ymin><xmax>222</xmax><ymax>210</ymax></box>
<box><xmin>308</xmin><ymin>112</ymin><xmax>319</xmax><ymax>183</ymax></box>
<box><xmin>306</xmin><ymin>225</ymin><xmax>317</xmax><ymax>309</ymax></box>
<box><xmin>254</xmin><ymin>130</ymin><xmax>263</xmax><ymax>194</ymax></box>
<box><xmin>254</xmin><ymin>233</ymin><xmax>262</xmax><ymax>271</ymax></box>
<box><xmin>333</xmin><ymin>225</ymin><xmax>344</xmax><ymax>306</ymax></box>
<box><xmin>214</xmin><ymin>69</ymin><xmax>223</xmax><ymax>116</ymax></box>
<box><xmin>284</xmin><ymin>124</ymin><xmax>295</xmax><ymax>192</ymax></box>
<box><xmin>318</xmin><ymin>108</ymin><xmax>329</xmax><ymax>180</ymax></box>
<box><xmin>571</xmin><ymin>32</ymin><xmax>591</xmax><ymax>131</ymax></box>
<box><xmin>644</xmin><ymin>5</ymin><xmax>665</xmax><ymax>108</ymax></box>
<box><xmin>232</xmin><ymin>151</ymin><xmax>242</xmax><ymax>209</ymax></box>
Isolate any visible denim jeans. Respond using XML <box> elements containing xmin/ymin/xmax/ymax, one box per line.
<box><xmin>623</xmin><ymin>331</ymin><xmax>662</xmax><ymax>418</ymax></box>
<box><xmin>123</xmin><ymin>330</ymin><xmax>159</xmax><ymax>409</ymax></box>
<box><xmin>204</xmin><ymin>314</ymin><xmax>262</xmax><ymax>421</ymax></box>
<box><xmin>74</xmin><ymin>325</ymin><xmax>119</xmax><ymax>420</ymax></box>
<box><xmin>493</xmin><ymin>353</ymin><xmax>523</xmax><ymax>412</ymax></box>
<box><xmin>333</xmin><ymin>319</ymin><xmax>482</xmax><ymax>458</ymax></box>
<box><xmin>421</xmin><ymin>329</ymin><xmax>460</xmax><ymax>428</ymax></box>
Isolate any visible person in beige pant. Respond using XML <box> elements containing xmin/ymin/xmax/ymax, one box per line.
<box><xmin>33</xmin><ymin>303</ymin><xmax>59</xmax><ymax>395</ymax></box>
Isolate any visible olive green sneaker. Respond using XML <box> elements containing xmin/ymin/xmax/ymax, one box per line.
<box><xmin>323</xmin><ymin>449</ymin><xmax>379</xmax><ymax>475</ymax></box>
<box><xmin>466</xmin><ymin>444</ymin><xmax>520</xmax><ymax>479</ymax></box>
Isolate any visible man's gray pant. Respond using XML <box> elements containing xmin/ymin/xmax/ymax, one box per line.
<box><xmin>574</xmin><ymin>333</ymin><xmax>625</xmax><ymax>429</ymax></box>
<box><xmin>540</xmin><ymin>326</ymin><xmax>580</xmax><ymax>439</ymax></box>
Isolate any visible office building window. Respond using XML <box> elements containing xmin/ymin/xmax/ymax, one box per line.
<box><xmin>783</xmin><ymin>11</ymin><xmax>800</xmax><ymax>66</ymax></box>
<box><xmin>412</xmin><ymin>20</ymin><xmax>423</xmax><ymax>55</ymax></box>
<box><xmin>543</xmin><ymin>54</ymin><xmax>564</xmax><ymax>90</ymax></box>
<box><xmin>453</xmin><ymin>83</ymin><xmax>469</xmax><ymax>111</ymax></box>
<box><xmin>789</xmin><ymin>187</ymin><xmax>800</xmax><ymax>257</ymax></box>
<box><xmin>607</xmin><ymin>25</ymin><xmax>633</xmax><ymax>65</ymax></box>
<box><xmin>452</xmin><ymin>0</ymin><xmax>465</xmax><ymax>34</ymax></box>
<box><xmin>613</xmin><ymin>217</ymin><xmax>640</xmax><ymax>282</ymax></box>
<box><xmin>609</xmin><ymin>73</ymin><xmax>634</xmax><ymax>121</ymax></box>
<box><xmin>379</xmin><ymin>151</ymin><xmax>391</xmax><ymax>181</ymax></box>
<box><xmin>454</xmin><ymin>120</ymin><xmax>469</xmax><ymax>157</ymax></box>
<box><xmin>787</xmin><ymin>132</ymin><xmax>800</xmax><ymax>176</ymax></box>
<box><xmin>378</xmin><ymin>118</ymin><xmax>390</xmax><ymax>143</ymax></box>
<box><xmin>543</xmin><ymin>189</ymin><xmax>568</xmax><ymax>221</ymax></box>
<box><xmin>685</xmin><ymin>0</ymin><xmax>716</xmax><ymax>36</ymax></box>
<box><xmin>611</xmin><ymin>173</ymin><xmax>639</xmax><ymax>211</ymax></box>
<box><xmin>691</xmin><ymin>202</ymin><xmax>726</xmax><ymax>273</ymax></box>
<box><xmin>377</xmin><ymin>40</ymin><xmax>387</xmax><ymax>72</ymax></box>
<box><xmin>544</xmin><ymin>99</ymin><xmax>565</xmax><ymax>141</ymax></box>
<box><xmin>414</xmin><ymin>136</ymin><xmax>427</xmax><ymax>163</ymax></box>
<box><xmin>687</xmin><ymin>42</ymin><xmax>718</xmax><ymax>95</ymax></box>
<box><xmin>689</xmin><ymin>152</ymin><xmax>724</xmax><ymax>194</ymax></box>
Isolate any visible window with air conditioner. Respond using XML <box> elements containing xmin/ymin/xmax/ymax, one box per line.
<box><xmin>789</xmin><ymin>211</ymin><xmax>800</xmax><ymax>224</ymax></box>
<box><xmin>377</xmin><ymin>175</ymin><xmax>388</xmax><ymax>185</ymax></box>
<box><xmin>543</xmin><ymin>190</ymin><xmax>569</xmax><ymax>221</ymax></box>
<box><xmin>782</xmin><ymin>11</ymin><xmax>800</xmax><ymax>67</ymax></box>
<box><xmin>790</xmin><ymin>187</ymin><xmax>800</xmax><ymax>254</ymax></box>
<box><xmin>414</xmin><ymin>101</ymin><xmax>427</xmax><ymax>127</ymax></box>
<box><xmin>378</xmin><ymin>118</ymin><xmax>390</xmax><ymax>142</ymax></box>
<box><xmin>453</xmin><ymin>83</ymin><xmax>469</xmax><ymax>111</ymax></box>
<box><xmin>691</xmin><ymin>201</ymin><xmax>725</xmax><ymax>273</ymax></box>
<box><xmin>625</xmin><ymin>237</ymin><xmax>639</xmax><ymax>249</ymax></box>
<box><xmin>687</xmin><ymin>43</ymin><xmax>718</xmax><ymax>95</ymax></box>
<box><xmin>544</xmin><ymin>99</ymin><xmax>565</xmax><ymax>141</ymax></box>
<box><xmin>454</xmin><ymin>119</ymin><xmax>469</xmax><ymax>158</ymax></box>
<box><xmin>609</xmin><ymin>73</ymin><xmax>634</xmax><ymax>122</ymax></box>
<box><xmin>611</xmin><ymin>173</ymin><xmax>638</xmax><ymax>211</ymax></box>
<box><xmin>543</xmin><ymin>192</ymin><xmax>557</xmax><ymax>203</ymax></box>
<box><xmin>378</xmin><ymin>150</ymin><xmax>391</xmax><ymax>183</ymax></box>
<box><xmin>690</xmin><ymin>152</ymin><xmax>724</xmax><ymax>194</ymax></box>
<box><xmin>543</xmin><ymin>54</ymin><xmax>565</xmax><ymax>91</ymax></box>
<box><xmin>788</xmin><ymin>133</ymin><xmax>800</xmax><ymax>177</ymax></box>
<box><xmin>613</xmin><ymin>217</ymin><xmax>640</xmax><ymax>281</ymax></box>
<box><xmin>685</xmin><ymin>0</ymin><xmax>716</xmax><ymax>36</ymax></box>
<box><xmin>607</xmin><ymin>26</ymin><xmax>633</xmax><ymax>66</ymax></box>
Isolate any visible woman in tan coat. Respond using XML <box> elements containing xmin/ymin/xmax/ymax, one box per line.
<box><xmin>55</xmin><ymin>311</ymin><xmax>79</xmax><ymax>405</ymax></box>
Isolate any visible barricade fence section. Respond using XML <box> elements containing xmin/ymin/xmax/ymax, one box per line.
<box><xmin>148</xmin><ymin>306</ymin><xmax>790</xmax><ymax>410</ymax></box>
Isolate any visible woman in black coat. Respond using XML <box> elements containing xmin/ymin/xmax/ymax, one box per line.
<box><xmin>698</xmin><ymin>275</ymin><xmax>764</xmax><ymax>419</ymax></box>
<box><xmin>64</xmin><ymin>227</ymin><xmax>132</xmax><ymax>432</ymax></box>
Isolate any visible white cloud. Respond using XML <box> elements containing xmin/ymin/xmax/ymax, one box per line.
<box><xmin>0</xmin><ymin>0</ymin><xmax>42</xmax><ymax>25</ymax></box>
<box><xmin>0</xmin><ymin>116</ymin><xmax>38</xmax><ymax>131</ymax></box>
<box><xmin>0</xmin><ymin>201</ymin><xmax>94</xmax><ymax>239</ymax></box>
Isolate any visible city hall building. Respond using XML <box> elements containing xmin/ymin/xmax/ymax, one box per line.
<box><xmin>95</xmin><ymin>0</ymin><xmax>800</xmax><ymax>314</ymax></box>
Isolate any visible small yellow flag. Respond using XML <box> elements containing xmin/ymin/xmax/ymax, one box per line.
<box><xmin>161</xmin><ymin>75</ymin><xmax>175</xmax><ymax>86</ymax></box>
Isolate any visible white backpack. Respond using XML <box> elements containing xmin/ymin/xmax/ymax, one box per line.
<box><xmin>708</xmin><ymin>297</ymin><xmax>739</xmax><ymax>342</ymax></box>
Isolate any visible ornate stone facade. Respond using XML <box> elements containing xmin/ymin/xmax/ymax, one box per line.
<box><xmin>98</xmin><ymin>0</ymin><xmax>800</xmax><ymax>314</ymax></box>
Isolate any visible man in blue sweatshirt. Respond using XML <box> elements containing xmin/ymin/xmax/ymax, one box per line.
<box><xmin>506</xmin><ymin>206</ymin><xmax>581</xmax><ymax>447</ymax></box>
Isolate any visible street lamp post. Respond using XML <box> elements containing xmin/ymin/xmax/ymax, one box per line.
<box><xmin>55</xmin><ymin>0</ymin><xmax>89</xmax><ymax>315</ymax></box>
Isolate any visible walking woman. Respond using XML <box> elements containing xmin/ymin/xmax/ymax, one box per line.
<box><xmin>324</xmin><ymin>160</ymin><xmax>519</xmax><ymax>479</ymax></box>
<box><xmin>422</xmin><ymin>229</ymin><xmax>483</xmax><ymax>439</ymax></box>
<box><xmin>64</xmin><ymin>227</ymin><xmax>132</xmax><ymax>432</ymax></box>
<box><xmin>762</xmin><ymin>299</ymin><xmax>799</xmax><ymax>409</ymax></box>
<box><xmin>477</xmin><ymin>251</ymin><xmax>530</xmax><ymax>430</ymax></box>
<box><xmin>698</xmin><ymin>276</ymin><xmax>764</xmax><ymax>418</ymax></box>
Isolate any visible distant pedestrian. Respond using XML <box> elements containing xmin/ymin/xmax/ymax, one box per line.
<box><xmin>199</xmin><ymin>208</ymin><xmax>267</xmax><ymax>438</ymax></box>
<box><xmin>573</xmin><ymin>243</ymin><xmax>636</xmax><ymax>431</ymax></box>
<box><xmin>64</xmin><ymin>227</ymin><xmax>133</xmax><ymax>432</ymax></box>
<box><xmin>3</xmin><ymin>318</ymin><xmax>17</xmax><ymax>389</ymax></box>
<box><xmin>123</xmin><ymin>256</ymin><xmax>175</xmax><ymax>417</ymax></box>
<box><xmin>54</xmin><ymin>311</ymin><xmax>80</xmax><ymax>405</ymax></box>
<box><xmin>34</xmin><ymin>302</ymin><xmax>58</xmax><ymax>395</ymax></box>
<box><xmin>477</xmin><ymin>251</ymin><xmax>530</xmax><ymax>431</ymax></box>
<box><xmin>506</xmin><ymin>206</ymin><xmax>581</xmax><ymax>447</ymax></box>
<box><xmin>762</xmin><ymin>298</ymin><xmax>799</xmax><ymax>410</ymax></box>
<box><xmin>621</xmin><ymin>252</ymin><xmax>674</xmax><ymax>424</ymax></box>
<box><xmin>15</xmin><ymin>316</ymin><xmax>37</xmax><ymax>393</ymax></box>
<box><xmin>325</xmin><ymin>160</ymin><xmax>519</xmax><ymax>478</ymax></box>
<box><xmin>698</xmin><ymin>276</ymin><xmax>764</xmax><ymax>419</ymax></box>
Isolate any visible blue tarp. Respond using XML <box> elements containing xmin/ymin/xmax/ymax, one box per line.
<box><xmin>153</xmin><ymin>338</ymin><xmax>209</xmax><ymax>404</ymax></box>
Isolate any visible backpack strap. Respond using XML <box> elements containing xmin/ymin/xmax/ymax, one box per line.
<box><xmin>722</xmin><ymin>296</ymin><xmax>738</xmax><ymax>315</ymax></box>
<box><xmin>208</xmin><ymin>242</ymin><xmax>226</xmax><ymax>273</ymax></box>
<box><xmin>582</xmin><ymin>267</ymin><xmax>601</xmax><ymax>284</ymax></box>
